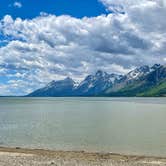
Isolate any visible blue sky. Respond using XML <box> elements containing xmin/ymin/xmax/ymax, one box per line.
<box><xmin>0</xmin><ymin>0</ymin><xmax>166</xmax><ymax>95</ymax></box>
<box><xmin>0</xmin><ymin>0</ymin><xmax>107</xmax><ymax>19</ymax></box>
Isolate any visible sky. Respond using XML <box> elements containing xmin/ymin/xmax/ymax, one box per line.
<box><xmin>0</xmin><ymin>0</ymin><xmax>166</xmax><ymax>95</ymax></box>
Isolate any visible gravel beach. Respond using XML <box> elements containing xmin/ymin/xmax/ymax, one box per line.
<box><xmin>0</xmin><ymin>147</ymin><xmax>166</xmax><ymax>166</ymax></box>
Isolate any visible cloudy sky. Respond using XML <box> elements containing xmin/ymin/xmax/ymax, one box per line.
<box><xmin>0</xmin><ymin>0</ymin><xmax>166</xmax><ymax>95</ymax></box>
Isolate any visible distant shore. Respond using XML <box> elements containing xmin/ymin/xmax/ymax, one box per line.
<box><xmin>0</xmin><ymin>147</ymin><xmax>166</xmax><ymax>166</ymax></box>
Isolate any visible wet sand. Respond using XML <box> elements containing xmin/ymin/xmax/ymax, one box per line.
<box><xmin>0</xmin><ymin>147</ymin><xmax>166</xmax><ymax>166</ymax></box>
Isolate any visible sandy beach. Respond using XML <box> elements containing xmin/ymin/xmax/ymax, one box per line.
<box><xmin>0</xmin><ymin>147</ymin><xmax>166</xmax><ymax>166</ymax></box>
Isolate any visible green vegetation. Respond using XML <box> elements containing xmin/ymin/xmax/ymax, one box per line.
<box><xmin>138</xmin><ymin>80</ymin><xmax>166</xmax><ymax>97</ymax></box>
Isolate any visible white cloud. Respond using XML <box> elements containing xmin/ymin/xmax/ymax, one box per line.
<box><xmin>100</xmin><ymin>0</ymin><xmax>166</xmax><ymax>12</ymax></box>
<box><xmin>13</xmin><ymin>1</ymin><xmax>22</xmax><ymax>8</ymax></box>
<box><xmin>0</xmin><ymin>0</ymin><xmax>166</xmax><ymax>95</ymax></box>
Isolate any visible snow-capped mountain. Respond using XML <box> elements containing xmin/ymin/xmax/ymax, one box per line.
<box><xmin>126</xmin><ymin>65</ymin><xmax>150</xmax><ymax>81</ymax></box>
<box><xmin>114</xmin><ymin>64</ymin><xmax>162</xmax><ymax>86</ymax></box>
<box><xmin>28</xmin><ymin>64</ymin><xmax>166</xmax><ymax>97</ymax></box>
<box><xmin>28</xmin><ymin>70</ymin><xmax>122</xmax><ymax>97</ymax></box>
<box><xmin>104</xmin><ymin>64</ymin><xmax>166</xmax><ymax>96</ymax></box>
<box><xmin>74</xmin><ymin>70</ymin><xmax>122</xmax><ymax>96</ymax></box>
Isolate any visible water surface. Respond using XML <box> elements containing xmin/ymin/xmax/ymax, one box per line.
<box><xmin>0</xmin><ymin>97</ymin><xmax>166</xmax><ymax>156</ymax></box>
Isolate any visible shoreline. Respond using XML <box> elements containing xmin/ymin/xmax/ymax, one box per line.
<box><xmin>0</xmin><ymin>147</ymin><xmax>166</xmax><ymax>166</ymax></box>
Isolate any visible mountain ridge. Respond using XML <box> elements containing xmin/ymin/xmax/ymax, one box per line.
<box><xmin>27</xmin><ymin>64</ymin><xmax>166</xmax><ymax>97</ymax></box>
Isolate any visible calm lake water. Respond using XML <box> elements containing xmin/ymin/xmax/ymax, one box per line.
<box><xmin>0</xmin><ymin>97</ymin><xmax>166</xmax><ymax>156</ymax></box>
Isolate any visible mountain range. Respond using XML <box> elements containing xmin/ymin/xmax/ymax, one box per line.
<box><xmin>28</xmin><ymin>64</ymin><xmax>166</xmax><ymax>97</ymax></box>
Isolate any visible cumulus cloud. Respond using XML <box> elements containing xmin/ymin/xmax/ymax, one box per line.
<box><xmin>0</xmin><ymin>0</ymin><xmax>166</xmax><ymax>95</ymax></box>
<box><xmin>100</xmin><ymin>0</ymin><xmax>166</xmax><ymax>12</ymax></box>
<box><xmin>13</xmin><ymin>1</ymin><xmax>22</xmax><ymax>8</ymax></box>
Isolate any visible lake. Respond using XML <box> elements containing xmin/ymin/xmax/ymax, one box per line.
<box><xmin>0</xmin><ymin>97</ymin><xmax>166</xmax><ymax>156</ymax></box>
